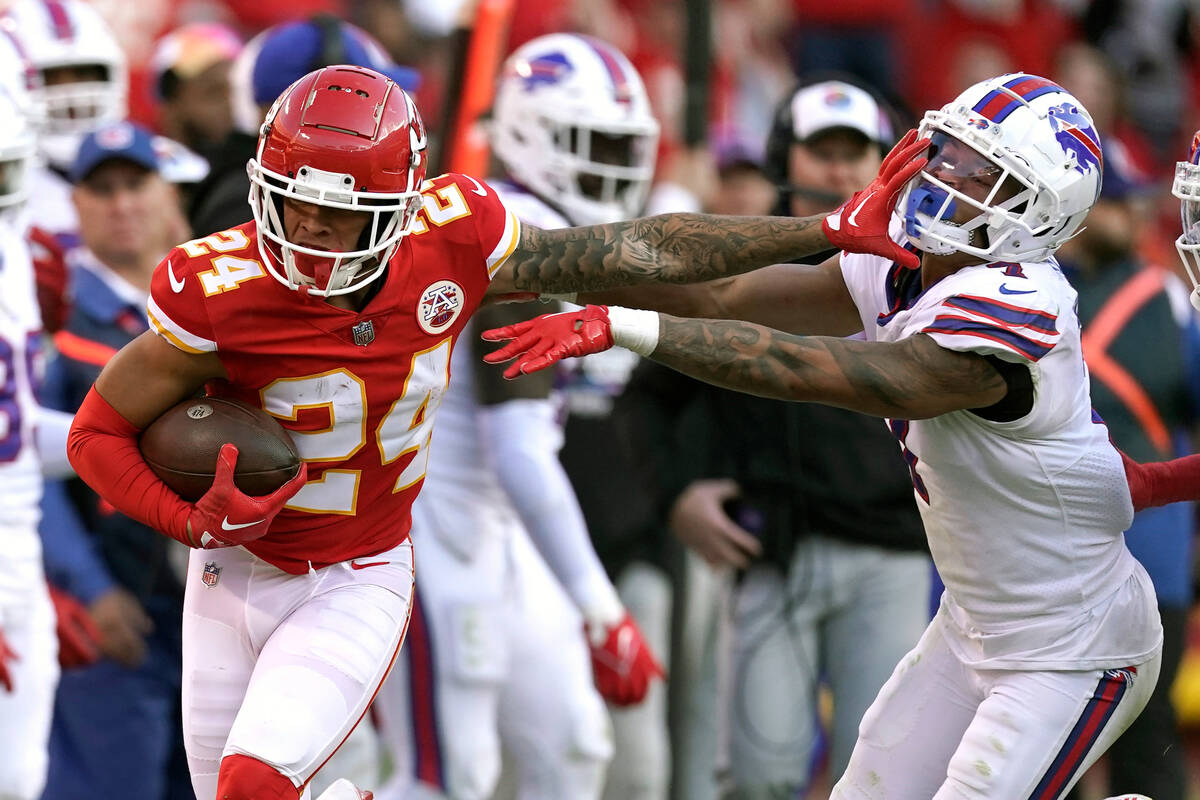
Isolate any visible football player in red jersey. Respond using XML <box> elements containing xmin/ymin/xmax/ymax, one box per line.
<box><xmin>64</xmin><ymin>64</ymin><xmax>922</xmax><ymax>799</ymax></box>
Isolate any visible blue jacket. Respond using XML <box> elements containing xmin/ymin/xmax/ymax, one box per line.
<box><xmin>40</xmin><ymin>258</ymin><xmax>182</xmax><ymax>604</ymax></box>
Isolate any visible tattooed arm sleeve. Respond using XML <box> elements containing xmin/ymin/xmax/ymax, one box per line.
<box><xmin>488</xmin><ymin>214</ymin><xmax>830</xmax><ymax>296</ymax></box>
<box><xmin>648</xmin><ymin>316</ymin><xmax>1009</xmax><ymax>420</ymax></box>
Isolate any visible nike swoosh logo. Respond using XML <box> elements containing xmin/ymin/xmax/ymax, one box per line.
<box><xmin>464</xmin><ymin>175</ymin><xmax>488</xmax><ymax>197</ymax></box>
<box><xmin>846</xmin><ymin>191</ymin><xmax>876</xmax><ymax>228</ymax></box>
<box><xmin>998</xmin><ymin>283</ymin><xmax>1036</xmax><ymax>295</ymax></box>
<box><xmin>221</xmin><ymin>516</ymin><xmax>264</xmax><ymax>531</ymax></box>
<box><xmin>167</xmin><ymin>261</ymin><xmax>185</xmax><ymax>293</ymax></box>
<box><xmin>350</xmin><ymin>560</ymin><xmax>389</xmax><ymax>570</ymax></box>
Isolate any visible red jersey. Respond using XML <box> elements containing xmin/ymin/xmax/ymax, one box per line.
<box><xmin>146</xmin><ymin>173</ymin><xmax>521</xmax><ymax>573</ymax></box>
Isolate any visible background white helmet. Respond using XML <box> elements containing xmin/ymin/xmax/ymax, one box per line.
<box><xmin>898</xmin><ymin>73</ymin><xmax>1103</xmax><ymax>263</ymax></box>
<box><xmin>0</xmin><ymin>21</ymin><xmax>38</xmax><ymax>214</ymax></box>
<box><xmin>5</xmin><ymin>0</ymin><xmax>127</xmax><ymax>169</ymax></box>
<box><xmin>1171</xmin><ymin>131</ymin><xmax>1200</xmax><ymax>310</ymax></box>
<box><xmin>491</xmin><ymin>33</ymin><xmax>660</xmax><ymax>226</ymax></box>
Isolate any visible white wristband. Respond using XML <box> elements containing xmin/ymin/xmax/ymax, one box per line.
<box><xmin>607</xmin><ymin>306</ymin><xmax>660</xmax><ymax>356</ymax></box>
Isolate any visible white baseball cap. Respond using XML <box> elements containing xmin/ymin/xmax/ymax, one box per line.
<box><xmin>790</xmin><ymin>80</ymin><xmax>892</xmax><ymax>145</ymax></box>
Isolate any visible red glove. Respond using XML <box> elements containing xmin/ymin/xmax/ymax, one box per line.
<box><xmin>587</xmin><ymin>612</ymin><xmax>665</xmax><ymax>706</ymax></box>
<box><xmin>821</xmin><ymin>129</ymin><xmax>931</xmax><ymax>270</ymax></box>
<box><xmin>48</xmin><ymin>586</ymin><xmax>102</xmax><ymax>669</ymax></box>
<box><xmin>1120</xmin><ymin>449</ymin><xmax>1200</xmax><ymax>512</ymax></box>
<box><xmin>186</xmin><ymin>444</ymin><xmax>307</xmax><ymax>549</ymax></box>
<box><xmin>28</xmin><ymin>225</ymin><xmax>70</xmax><ymax>333</ymax></box>
<box><xmin>0</xmin><ymin>624</ymin><xmax>17</xmax><ymax>692</ymax></box>
<box><xmin>482</xmin><ymin>304</ymin><xmax>614</xmax><ymax>379</ymax></box>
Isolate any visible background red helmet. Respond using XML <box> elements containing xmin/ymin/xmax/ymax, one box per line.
<box><xmin>248</xmin><ymin>65</ymin><xmax>428</xmax><ymax>296</ymax></box>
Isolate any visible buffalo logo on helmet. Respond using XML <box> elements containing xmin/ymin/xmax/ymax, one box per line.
<box><xmin>201</xmin><ymin>561</ymin><xmax>222</xmax><ymax>587</ymax></box>
<box><xmin>1189</xmin><ymin>129</ymin><xmax>1200</xmax><ymax>166</ymax></box>
<box><xmin>417</xmin><ymin>280</ymin><xmax>464</xmax><ymax>335</ymax></box>
<box><xmin>513</xmin><ymin>51</ymin><xmax>573</xmax><ymax>91</ymax></box>
<box><xmin>1046</xmin><ymin>103</ymin><xmax>1102</xmax><ymax>175</ymax></box>
<box><xmin>967</xmin><ymin>117</ymin><xmax>990</xmax><ymax>130</ymax></box>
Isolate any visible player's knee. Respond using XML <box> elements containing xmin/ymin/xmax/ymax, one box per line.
<box><xmin>215</xmin><ymin>754</ymin><xmax>300</xmax><ymax>800</ymax></box>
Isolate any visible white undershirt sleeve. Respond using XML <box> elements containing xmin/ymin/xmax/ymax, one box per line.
<box><xmin>36</xmin><ymin>405</ymin><xmax>76</xmax><ymax>478</ymax></box>
<box><xmin>477</xmin><ymin>398</ymin><xmax>623</xmax><ymax>628</ymax></box>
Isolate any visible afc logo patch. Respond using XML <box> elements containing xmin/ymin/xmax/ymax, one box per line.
<box><xmin>417</xmin><ymin>279</ymin><xmax>464</xmax><ymax>335</ymax></box>
<box><xmin>201</xmin><ymin>561</ymin><xmax>222</xmax><ymax>587</ymax></box>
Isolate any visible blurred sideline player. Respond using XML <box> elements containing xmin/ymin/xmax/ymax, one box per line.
<box><xmin>4</xmin><ymin>0</ymin><xmax>126</xmax><ymax>244</ymax></box>
<box><xmin>372</xmin><ymin>33</ymin><xmax>663</xmax><ymax>800</ymax></box>
<box><xmin>38</xmin><ymin>122</ymin><xmax>195</xmax><ymax>800</ymax></box>
<box><xmin>482</xmin><ymin>73</ymin><xmax>1199</xmax><ymax>796</ymax></box>
<box><xmin>150</xmin><ymin>22</ymin><xmax>244</xmax><ymax>157</ymax></box>
<box><xmin>4</xmin><ymin>0</ymin><xmax>206</xmax><ymax>334</ymax></box>
<box><xmin>0</xmin><ymin>40</ymin><xmax>66</xmax><ymax>800</ymax></box>
<box><xmin>61</xmin><ymin>53</ymin><xmax>917</xmax><ymax>800</ymax></box>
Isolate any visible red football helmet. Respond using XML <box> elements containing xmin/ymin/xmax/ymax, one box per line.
<box><xmin>248</xmin><ymin>65</ymin><xmax>427</xmax><ymax>296</ymax></box>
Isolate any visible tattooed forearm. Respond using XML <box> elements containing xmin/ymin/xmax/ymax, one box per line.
<box><xmin>649</xmin><ymin>319</ymin><xmax>1009</xmax><ymax>419</ymax></box>
<box><xmin>507</xmin><ymin>213</ymin><xmax>829</xmax><ymax>294</ymax></box>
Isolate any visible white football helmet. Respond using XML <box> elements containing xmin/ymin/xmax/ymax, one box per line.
<box><xmin>491</xmin><ymin>33</ymin><xmax>659</xmax><ymax>226</ymax></box>
<box><xmin>0</xmin><ymin>23</ymin><xmax>38</xmax><ymax>214</ymax></box>
<box><xmin>1172</xmin><ymin>130</ymin><xmax>1200</xmax><ymax>310</ymax></box>
<box><xmin>898</xmin><ymin>73</ymin><xmax>1103</xmax><ymax>263</ymax></box>
<box><xmin>4</xmin><ymin>0</ymin><xmax>127</xmax><ymax>169</ymax></box>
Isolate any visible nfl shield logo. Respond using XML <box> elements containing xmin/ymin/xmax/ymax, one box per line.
<box><xmin>352</xmin><ymin>320</ymin><xmax>375</xmax><ymax>346</ymax></box>
<box><xmin>201</xmin><ymin>561</ymin><xmax>222</xmax><ymax>587</ymax></box>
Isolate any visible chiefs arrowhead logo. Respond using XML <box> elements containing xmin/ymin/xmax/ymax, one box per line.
<box><xmin>417</xmin><ymin>279</ymin><xmax>464</xmax><ymax>335</ymax></box>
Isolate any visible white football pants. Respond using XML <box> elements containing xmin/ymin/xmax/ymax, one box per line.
<box><xmin>181</xmin><ymin>541</ymin><xmax>414</xmax><ymax>799</ymax></box>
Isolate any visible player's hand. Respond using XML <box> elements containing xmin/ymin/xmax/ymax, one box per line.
<box><xmin>0</xmin><ymin>624</ymin><xmax>17</xmax><ymax>692</ymax></box>
<box><xmin>48</xmin><ymin>585</ymin><xmax>102</xmax><ymax>669</ymax></box>
<box><xmin>187</xmin><ymin>444</ymin><xmax>307</xmax><ymax>549</ymax></box>
<box><xmin>669</xmin><ymin>479</ymin><xmax>763</xmax><ymax>569</ymax></box>
<box><xmin>822</xmin><ymin>129</ymin><xmax>930</xmax><ymax>270</ymax></box>
<box><xmin>482</xmin><ymin>305</ymin><xmax>614</xmax><ymax>379</ymax></box>
<box><xmin>587</xmin><ymin>611</ymin><xmax>665</xmax><ymax>706</ymax></box>
<box><xmin>28</xmin><ymin>225</ymin><xmax>70</xmax><ymax>333</ymax></box>
<box><xmin>89</xmin><ymin>587</ymin><xmax>152</xmax><ymax>668</ymax></box>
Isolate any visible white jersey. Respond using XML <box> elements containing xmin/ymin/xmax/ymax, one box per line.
<box><xmin>839</xmin><ymin>223</ymin><xmax>1160</xmax><ymax>669</ymax></box>
<box><xmin>0</xmin><ymin>213</ymin><xmax>46</xmax><ymax>605</ymax></box>
<box><xmin>420</xmin><ymin>180</ymin><xmax>569</xmax><ymax>550</ymax></box>
<box><xmin>27</xmin><ymin>164</ymin><xmax>77</xmax><ymax>242</ymax></box>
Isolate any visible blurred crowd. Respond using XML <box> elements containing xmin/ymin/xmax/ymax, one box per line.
<box><xmin>10</xmin><ymin>0</ymin><xmax>1200</xmax><ymax>798</ymax></box>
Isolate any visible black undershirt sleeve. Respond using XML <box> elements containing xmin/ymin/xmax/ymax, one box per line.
<box><xmin>969</xmin><ymin>355</ymin><xmax>1034</xmax><ymax>422</ymax></box>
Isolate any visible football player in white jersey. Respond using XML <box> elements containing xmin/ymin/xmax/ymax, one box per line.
<box><xmin>372</xmin><ymin>33</ymin><xmax>664</xmax><ymax>800</ymax></box>
<box><xmin>3</xmin><ymin>0</ymin><xmax>126</xmax><ymax>243</ymax></box>
<box><xmin>485</xmin><ymin>73</ymin><xmax>1166</xmax><ymax>798</ymax></box>
<box><xmin>0</xmin><ymin>64</ymin><xmax>64</xmax><ymax>800</ymax></box>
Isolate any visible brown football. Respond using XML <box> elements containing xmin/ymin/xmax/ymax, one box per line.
<box><xmin>139</xmin><ymin>396</ymin><xmax>302</xmax><ymax>502</ymax></box>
